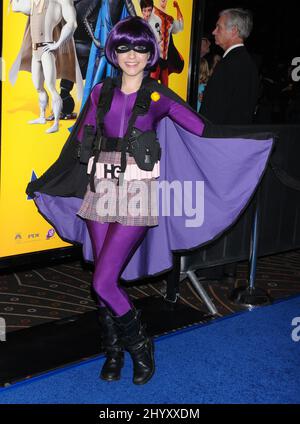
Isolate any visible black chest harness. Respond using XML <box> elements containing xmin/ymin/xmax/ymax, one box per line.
<box><xmin>78</xmin><ymin>77</ymin><xmax>161</xmax><ymax>191</ymax></box>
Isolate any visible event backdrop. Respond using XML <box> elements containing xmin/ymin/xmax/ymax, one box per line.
<box><xmin>0</xmin><ymin>0</ymin><xmax>196</xmax><ymax>260</ymax></box>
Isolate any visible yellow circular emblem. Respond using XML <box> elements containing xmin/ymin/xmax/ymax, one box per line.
<box><xmin>151</xmin><ymin>91</ymin><xmax>160</xmax><ymax>102</ymax></box>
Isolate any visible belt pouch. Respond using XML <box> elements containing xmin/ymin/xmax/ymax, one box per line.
<box><xmin>78</xmin><ymin>125</ymin><xmax>96</xmax><ymax>164</ymax></box>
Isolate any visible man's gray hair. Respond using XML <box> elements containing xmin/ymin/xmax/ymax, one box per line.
<box><xmin>220</xmin><ymin>8</ymin><xmax>253</xmax><ymax>40</ymax></box>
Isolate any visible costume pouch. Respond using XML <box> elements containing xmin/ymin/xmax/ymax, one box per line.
<box><xmin>77</xmin><ymin>125</ymin><xmax>96</xmax><ymax>164</ymax></box>
<box><xmin>129</xmin><ymin>127</ymin><xmax>161</xmax><ymax>171</ymax></box>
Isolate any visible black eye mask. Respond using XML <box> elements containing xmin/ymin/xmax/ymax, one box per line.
<box><xmin>115</xmin><ymin>44</ymin><xmax>150</xmax><ymax>54</ymax></box>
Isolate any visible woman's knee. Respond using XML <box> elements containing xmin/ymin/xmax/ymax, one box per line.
<box><xmin>92</xmin><ymin>271</ymin><xmax>114</xmax><ymax>302</ymax></box>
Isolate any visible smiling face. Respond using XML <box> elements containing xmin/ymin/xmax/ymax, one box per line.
<box><xmin>116</xmin><ymin>47</ymin><xmax>150</xmax><ymax>78</ymax></box>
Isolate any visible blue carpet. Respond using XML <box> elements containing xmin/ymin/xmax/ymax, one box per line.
<box><xmin>0</xmin><ymin>296</ymin><xmax>299</xmax><ymax>404</ymax></box>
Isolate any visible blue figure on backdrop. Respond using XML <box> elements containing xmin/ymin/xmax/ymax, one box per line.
<box><xmin>82</xmin><ymin>0</ymin><xmax>137</xmax><ymax>106</ymax></box>
<box><xmin>52</xmin><ymin>0</ymin><xmax>137</xmax><ymax>119</ymax></box>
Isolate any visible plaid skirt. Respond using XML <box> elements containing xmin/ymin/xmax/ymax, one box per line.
<box><xmin>77</xmin><ymin>152</ymin><xmax>159</xmax><ymax>227</ymax></box>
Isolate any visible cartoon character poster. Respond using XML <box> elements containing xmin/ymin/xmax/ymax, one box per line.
<box><xmin>0</xmin><ymin>0</ymin><xmax>196</xmax><ymax>260</ymax></box>
<box><xmin>134</xmin><ymin>0</ymin><xmax>194</xmax><ymax>99</ymax></box>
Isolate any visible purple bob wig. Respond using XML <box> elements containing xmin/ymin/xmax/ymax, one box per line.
<box><xmin>105</xmin><ymin>16</ymin><xmax>159</xmax><ymax>70</ymax></box>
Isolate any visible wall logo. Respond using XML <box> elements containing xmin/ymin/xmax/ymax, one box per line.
<box><xmin>46</xmin><ymin>228</ymin><xmax>56</xmax><ymax>239</ymax></box>
<box><xmin>0</xmin><ymin>318</ymin><xmax>6</xmax><ymax>342</ymax></box>
<box><xmin>27</xmin><ymin>233</ymin><xmax>40</xmax><ymax>239</ymax></box>
<box><xmin>291</xmin><ymin>57</ymin><xmax>300</xmax><ymax>82</ymax></box>
<box><xmin>291</xmin><ymin>317</ymin><xmax>300</xmax><ymax>342</ymax></box>
<box><xmin>15</xmin><ymin>233</ymin><xmax>40</xmax><ymax>243</ymax></box>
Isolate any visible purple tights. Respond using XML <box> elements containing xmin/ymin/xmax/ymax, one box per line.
<box><xmin>86</xmin><ymin>220</ymin><xmax>148</xmax><ymax>316</ymax></box>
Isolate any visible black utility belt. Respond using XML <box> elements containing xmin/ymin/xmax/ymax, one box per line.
<box><xmin>79</xmin><ymin>125</ymin><xmax>161</xmax><ymax>172</ymax></box>
<box><xmin>101</xmin><ymin>137</ymin><xmax>123</xmax><ymax>152</ymax></box>
<box><xmin>101</xmin><ymin>131</ymin><xmax>162</xmax><ymax>172</ymax></box>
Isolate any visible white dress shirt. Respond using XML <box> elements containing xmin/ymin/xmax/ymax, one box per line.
<box><xmin>223</xmin><ymin>43</ymin><xmax>244</xmax><ymax>58</ymax></box>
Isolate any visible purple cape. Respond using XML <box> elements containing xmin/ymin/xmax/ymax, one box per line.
<box><xmin>32</xmin><ymin>115</ymin><xmax>273</xmax><ymax>281</ymax></box>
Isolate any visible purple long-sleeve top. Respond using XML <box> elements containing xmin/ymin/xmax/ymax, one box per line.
<box><xmin>78</xmin><ymin>83</ymin><xmax>205</xmax><ymax>141</ymax></box>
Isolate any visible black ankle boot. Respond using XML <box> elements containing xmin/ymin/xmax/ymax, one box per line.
<box><xmin>115</xmin><ymin>309</ymin><xmax>155</xmax><ymax>385</ymax></box>
<box><xmin>98</xmin><ymin>308</ymin><xmax>124</xmax><ymax>381</ymax></box>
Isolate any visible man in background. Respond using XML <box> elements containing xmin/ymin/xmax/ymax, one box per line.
<box><xmin>201</xmin><ymin>8</ymin><xmax>259</xmax><ymax>125</ymax></box>
<box><xmin>201</xmin><ymin>8</ymin><xmax>260</xmax><ymax>279</ymax></box>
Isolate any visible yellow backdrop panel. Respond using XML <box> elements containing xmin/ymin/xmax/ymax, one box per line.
<box><xmin>0</xmin><ymin>0</ymin><xmax>194</xmax><ymax>258</ymax></box>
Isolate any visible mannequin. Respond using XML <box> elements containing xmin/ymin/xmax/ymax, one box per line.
<box><xmin>10</xmin><ymin>0</ymin><xmax>82</xmax><ymax>133</ymax></box>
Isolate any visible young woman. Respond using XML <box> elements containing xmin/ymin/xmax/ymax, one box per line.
<box><xmin>75</xmin><ymin>16</ymin><xmax>204</xmax><ymax>386</ymax></box>
<box><xmin>27</xmin><ymin>16</ymin><xmax>204</xmax><ymax>386</ymax></box>
<box><xmin>27</xmin><ymin>17</ymin><xmax>273</xmax><ymax>386</ymax></box>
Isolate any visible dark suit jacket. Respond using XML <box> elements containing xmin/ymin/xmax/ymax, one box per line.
<box><xmin>200</xmin><ymin>46</ymin><xmax>259</xmax><ymax>125</ymax></box>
